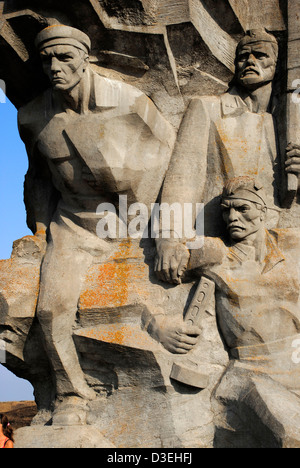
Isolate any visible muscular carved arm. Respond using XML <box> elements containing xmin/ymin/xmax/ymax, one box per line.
<box><xmin>155</xmin><ymin>97</ymin><xmax>211</xmax><ymax>283</ymax></box>
<box><xmin>147</xmin><ymin>237</ymin><xmax>225</xmax><ymax>354</ymax></box>
<box><xmin>24</xmin><ymin>147</ymin><xmax>60</xmax><ymax>237</ymax></box>
<box><xmin>18</xmin><ymin>113</ymin><xmax>60</xmax><ymax>237</ymax></box>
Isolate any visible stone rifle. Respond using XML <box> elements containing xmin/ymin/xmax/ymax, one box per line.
<box><xmin>170</xmin><ymin>275</ymin><xmax>215</xmax><ymax>389</ymax></box>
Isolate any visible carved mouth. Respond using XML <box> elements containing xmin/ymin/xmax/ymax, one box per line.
<box><xmin>52</xmin><ymin>77</ymin><xmax>65</xmax><ymax>83</ymax></box>
<box><xmin>229</xmin><ymin>225</ymin><xmax>245</xmax><ymax>231</ymax></box>
<box><xmin>242</xmin><ymin>68</ymin><xmax>259</xmax><ymax>77</ymax></box>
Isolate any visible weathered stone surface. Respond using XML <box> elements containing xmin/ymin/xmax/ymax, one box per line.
<box><xmin>0</xmin><ymin>236</ymin><xmax>227</xmax><ymax>447</ymax></box>
<box><xmin>0</xmin><ymin>237</ymin><xmax>54</xmax><ymax>410</ymax></box>
<box><xmin>1</xmin><ymin>0</ymin><xmax>300</xmax><ymax>450</ymax></box>
<box><xmin>14</xmin><ymin>425</ymin><xmax>115</xmax><ymax>448</ymax></box>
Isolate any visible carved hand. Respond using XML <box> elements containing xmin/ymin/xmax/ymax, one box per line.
<box><xmin>149</xmin><ymin>315</ymin><xmax>201</xmax><ymax>354</ymax></box>
<box><xmin>285</xmin><ymin>143</ymin><xmax>300</xmax><ymax>176</ymax></box>
<box><xmin>155</xmin><ymin>239</ymin><xmax>190</xmax><ymax>284</ymax></box>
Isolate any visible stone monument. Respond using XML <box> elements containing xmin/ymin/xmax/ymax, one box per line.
<box><xmin>1</xmin><ymin>0</ymin><xmax>300</xmax><ymax>448</ymax></box>
<box><xmin>188</xmin><ymin>176</ymin><xmax>300</xmax><ymax>447</ymax></box>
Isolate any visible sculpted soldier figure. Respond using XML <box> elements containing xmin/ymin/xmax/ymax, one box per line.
<box><xmin>152</xmin><ymin>176</ymin><xmax>300</xmax><ymax>446</ymax></box>
<box><xmin>155</xmin><ymin>29</ymin><xmax>300</xmax><ymax>286</ymax></box>
<box><xmin>191</xmin><ymin>177</ymin><xmax>300</xmax><ymax>447</ymax></box>
<box><xmin>18</xmin><ymin>25</ymin><xmax>175</xmax><ymax>423</ymax></box>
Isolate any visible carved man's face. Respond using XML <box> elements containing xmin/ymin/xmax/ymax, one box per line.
<box><xmin>236</xmin><ymin>42</ymin><xmax>277</xmax><ymax>89</ymax></box>
<box><xmin>40</xmin><ymin>45</ymin><xmax>88</xmax><ymax>91</ymax></box>
<box><xmin>221</xmin><ymin>197</ymin><xmax>265</xmax><ymax>241</ymax></box>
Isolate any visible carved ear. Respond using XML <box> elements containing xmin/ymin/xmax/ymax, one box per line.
<box><xmin>260</xmin><ymin>207</ymin><xmax>267</xmax><ymax>221</ymax></box>
<box><xmin>83</xmin><ymin>54</ymin><xmax>89</xmax><ymax>71</ymax></box>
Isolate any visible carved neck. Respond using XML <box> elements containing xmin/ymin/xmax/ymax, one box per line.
<box><xmin>240</xmin><ymin>82</ymin><xmax>273</xmax><ymax>114</ymax></box>
<box><xmin>238</xmin><ymin>227</ymin><xmax>267</xmax><ymax>263</ymax></box>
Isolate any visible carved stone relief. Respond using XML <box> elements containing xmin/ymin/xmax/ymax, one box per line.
<box><xmin>1</xmin><ymin>0</ymin><xmax>300</xmax><ymax>449</ymax></box>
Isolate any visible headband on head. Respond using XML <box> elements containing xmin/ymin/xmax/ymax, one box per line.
<box><xmin>221</xmin><ymin>182</ymin><xmax>281</xmax><ymax>213</ymax></box>
<box><xmin>222</xmin><ymin>189</ymin><xmax>267</xmax><ymax>207</ymax></box>
<box><xmin>222</xmin><ymin>179</ymin><xmax>267</xmax><ymax>207</ymax></box>
<box><xmin>237</xmin><ymin>29</ymin><xmax>278</xmax><ymax>53</ymax></box>
<box><xmin>35</xmin><ymin>25</ymin><xmax>91</xmax><ymax>54</ymax></box>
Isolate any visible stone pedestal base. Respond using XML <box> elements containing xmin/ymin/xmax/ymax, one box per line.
<box><xmin>14</xmin><ymin>425</ymin><xmax>115</xmax><ymax>449</ymax></box>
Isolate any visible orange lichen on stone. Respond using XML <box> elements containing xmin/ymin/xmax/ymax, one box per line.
<box><xmin>0</xmin><ymin>258</ymin><xmax>41</xmax><ymax>319</ymax></box>
<box><xmin>0</xmin><ymin>259</ymin><xmax>40</xmax><ymax>295</ymax></box>
<box><xmin>80</xmin><ymin>239</ymin><xmax>149</xmax><ymax>311</ymax></box>
<box><xmin>77</xmin><ymin>323</ymin><xmax>156</xmax><ymax>349</ymax></box>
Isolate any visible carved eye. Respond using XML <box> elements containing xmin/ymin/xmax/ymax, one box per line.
<box><xmin>238</xmin><ymin>53</ymin><xmax>248</xmax><ymax>62</ymax></box>
<box><xmin>238</xmin><ymin>206</ymin><xmax>249</xmax><ymax>213</ymax></box>
<box><xmin>255</xmin><ymin>52</ymin><xmax>268</xmax><ymax>60</ymax></box>
<box><xmin>57</xmin><ymin>55</ymin><xmax>73</xmax><ymax>62</ymax></box>
<box><xmin>40</xmin><ymin>54</ymin><xmax>51</xmax><ymax>63</ymax></box>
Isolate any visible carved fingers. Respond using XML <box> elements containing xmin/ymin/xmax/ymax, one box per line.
<box><xmin>154</xmin><ymin>315</ymin><xmax>201</xmax><ymax>354</ymax></box>
<box><xmin>164</xmin><ymin>328</ymin><xmax>201</xmax><ymax>355</ymax></box>
<box><xmin>155</xmin><ymin>239</ymin><xmax>190</xmax><ymax>284</ymax></box>
<box><xmin>286</xmin><ymin>143</ymin><xmax>300</xmax><ymax>175</ymax></box>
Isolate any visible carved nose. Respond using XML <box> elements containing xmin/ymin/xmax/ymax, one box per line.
<box><xmin>228</xmin><ymin>208</ymin><xmax>238</xmax><ymax>222</ymax></box>
<box><xmin>246</xmin><ymin>54</ymin><xmax>256</xmax><ymax>65</ymax></box>
<box><xmin>50</xmin><ymin>57</ymin><xmax>61</xmax><ymax>73</ymax></box>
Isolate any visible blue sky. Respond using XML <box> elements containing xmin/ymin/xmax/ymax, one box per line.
<box><xmin>0</xmin><ymin>95</ymin><xmax>34</xmax><ymax>401</ymax></box>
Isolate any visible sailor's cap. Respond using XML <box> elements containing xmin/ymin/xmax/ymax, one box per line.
<box><xmin>35</xmin><ymin>25</ymin><xmax>91</xmax><ymax>54</ymax></box>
